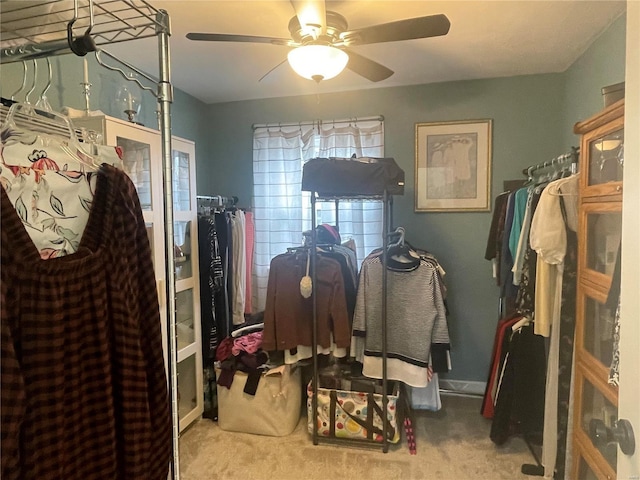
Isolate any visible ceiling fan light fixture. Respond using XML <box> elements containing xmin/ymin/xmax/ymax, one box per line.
<box><xmin>287</xmin><ymin>45</ymin><xmax>349</xmax><ymax>82</ymax></box>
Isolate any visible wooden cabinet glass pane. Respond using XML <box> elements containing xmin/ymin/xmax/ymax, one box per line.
<box><xmin>584</xmin><ymin>295</ymin><xmax>615</xmax><ymax>367</ymax></box>
<box><xmin>116</xmin><ymin>137</ymin><xmax>152</xmax><ymax>210</ymax></box>
<box><xmin>176</xmin><ymin>289</ymin><xmax>195</xmax><ymax>351</ymax></box>
<box><xmin>177</xmin><ymin>355</ymin><xmax>197</xmax><ymax>420</ymax></box>
<box><xmin>172</xmin><ymin>149</ymin><xmax>191</xmax><ymax>211</ymax></box>
<box><xmin>580</xmin><ymin>379</ymin><xmax>617</xmax><ymax>471</ymax></box>
<box><xmin>174</xmin><ymin>220</ymin><xmax>192</xmax><ymax>280</ymax></box>
<box><xmin>577</xmin><ymin>456</ymin><xmax>599</xmax><ymax>480</ymax></box>
<box><xmin>586</xmin><ymin>212</ymin><xmax>622</xmax><ymax>276</ymax></box>
<box><xmin>588</xmin><ymin>128</ymin><xmax>623</xmax><ymax>186</ymax></box>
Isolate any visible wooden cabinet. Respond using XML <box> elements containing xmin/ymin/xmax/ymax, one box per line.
<box><xmin>73</xmin><ymin>115</ymin><xmax>203</xmax><ymax>432</ymax></box>
<box><xmin>572</xmin><ymin>99</ymin><xmax>624</xmax><ymax>480</ymax></box>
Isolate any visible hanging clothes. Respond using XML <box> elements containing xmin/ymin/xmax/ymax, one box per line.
<box><xmin>485</xmin><ymin>191</ymin><xmax>511</xmax><ymax>284</ymax></box>
<box><xmin>554</xmin><ymin>190</ymin><xmax>579</xmax><ymax>479</ymax></box>
<box><xmin>490</xmin><ymin>322</ymin><xmax>547</xmax><ymax>446</ymax></box>
<box><xmin>351</xmin><ymin>249</ymin><xmax>450</xmax><ymax>388</ymax></box>
<box><xmin>1</xmin><ymin>165</ymin><xmax>171</xmax><ymax>480</ymax></box>
<box><xmin>244</xmin><ymin>211</ymin><xmax>255</xmax><ymax>314</ymax></box>
<box><xmin>198</xmin><ymin>215</ymin><xmax>222</xmax><ymax>359</ymax></box>
<box><xmin>230</xmin><ymin>209</ymin><xmax>247</xmax><ymax>325</ymax></box>
<box><xmin>214</xmin><ymin>211</ymin><xmax>231</xmax><ymax>340</ymax></box>
<box><xmin>0</xmin><ymin>126</ymin><xmax>122</xmax><ymax>258</ymax></box>
<box><xmin>262</xmin><ymin>252</ymin><xmax>350</xmax><ymax>353</ymax></box>
<box><xmin>481</xmin><ymin>314</ymin><xmax>524</xmax><ymax>419</ymax></box>
<box><xmin>515</xmin><ymin>191</ymin><xmax>542</xmax><ymax>318</ymax></box>
<box><xmin>529</xmin><ymin>174</ymin><xmax>578</xmax><ymax>478</ymax></box>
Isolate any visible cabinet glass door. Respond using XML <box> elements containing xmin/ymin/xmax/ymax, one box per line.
<box><xmin>578</xmin><ymin>456</ymin><xmax>602</xmax><ymax>480</ymax></box>
<box><xmin>177</xmin><ymin>355</ymin><xmax>198</xmax><ymax>423</ymax></box>
<box><xmin>585</xmin><ymin>212</ymin><xmax>622</xmax><ymax>277</ymax></box>
<box><xmin>580</xmin><ymin>378</ymin><xmax>618</xmax><ymax>471</ymax></box>
<box><xmin>176</xmin><ymin>288</ymin><xmax>195</xmax><ymax>354</ymax></box>
<box><xmin>582</xmin><ymin>293</ymin><xmax>616</xmax><ymax>367</ymax></box>
<box><xmin>117</xmin><ymin>137</ymin><xmax>153</xmax><ymax>211</ymax></box>
<box><xmin>171</xmin><ymin>136</ymin><xmax>202</xmax><ymax>431</ymax></box>
<box><xmin>579</xmin><ymin>204</ymin><xmax>622</xmax><ymax>287</ymax></box>
<box><xmin>587</xmin><ymin>128</ymin><xmax>624</xmax><ymax>187</ymax></box>
<box><xmin>174</xmin><ymin>220</ymin><xmax>193</xmax><ymax>281</ymax></box>
<box><xmin>172</xmin><ymin>149</ymin><xmax>192</xmax><ymax>211</ymax></box>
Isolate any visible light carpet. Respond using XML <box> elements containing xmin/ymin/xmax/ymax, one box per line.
<box><xmin>178</xmin><ymin>394</ymin><xmax>537</xmax><ymax>480</ymax></box>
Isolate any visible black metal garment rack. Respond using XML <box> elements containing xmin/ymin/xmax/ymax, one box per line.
<box><xmin>302</xmin><ymin>156</ymin><xmax>405</xmax><ymax>453</ymax></box>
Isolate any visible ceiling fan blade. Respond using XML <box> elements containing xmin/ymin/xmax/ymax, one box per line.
<box><xmin>186</xmin><ymin>32</ymin><xmax>292</xmax><ymax>46</ymax></box>
<box><xmin>341</xmin><ymin>14</ymin><xmax>450</xmax><ymax>46</ymax></box>
<box><xmin>290</xmin><ymin>0</ymin><xmax>327</xmax><ymax>36</ymax></box>
<box><xmin>344</xmin><ymin>49</ymin><xmax>393</xmax><ymax>82</ymax></box>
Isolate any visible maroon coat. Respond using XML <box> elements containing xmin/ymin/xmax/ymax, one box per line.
<box><xmin>262</xmin><ymin>253</ymin><xmax>350</xmax><ymax>352</ymax></box>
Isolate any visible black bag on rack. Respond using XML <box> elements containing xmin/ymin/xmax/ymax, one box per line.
<box><xmin>302</xmin><ymin>156</ymin><xmax>405</xmax><ymax>196</ymax></box>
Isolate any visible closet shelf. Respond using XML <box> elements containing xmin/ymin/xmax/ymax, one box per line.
<box><xmin>1</xmin><ymin>0</ymin><xmax>163</xmax><ymax>63</ymax></box>
<box><xmin>302</xmin><ymin>156</ymin><xmax>405</xmax><ymax>197</ymax></box>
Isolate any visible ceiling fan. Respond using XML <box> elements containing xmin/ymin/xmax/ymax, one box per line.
<box><xmin>186</xmin><ymin>0</ymin><xmax>450</xmax><ymax>83</ymax></box>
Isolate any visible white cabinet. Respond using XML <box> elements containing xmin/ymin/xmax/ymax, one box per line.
<box><xmin>171</xmin><ymin>137</ymin><xmax>204</xmax><ymax>430</ymax></box>
<box><xmin>73</xmin><ymin>115</ymin><xmax>203</xmax><ymax>432</ymax></box>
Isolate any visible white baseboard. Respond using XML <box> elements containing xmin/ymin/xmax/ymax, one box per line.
<box><xmin>439</xmin><ymin>379</ymin><xmax>486</xmax><ymax>396</ymax></box>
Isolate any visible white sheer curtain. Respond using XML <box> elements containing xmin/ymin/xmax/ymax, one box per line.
<box><xmin>252</xmin><ymin>118</ymin><xmax>384</xmax><ymax>311</ymax></box>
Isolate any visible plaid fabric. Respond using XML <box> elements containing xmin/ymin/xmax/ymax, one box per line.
<box><xmin>1</xmin><ymin>165</ymin><xmax>171</xmax><ymax>480</ymax></box>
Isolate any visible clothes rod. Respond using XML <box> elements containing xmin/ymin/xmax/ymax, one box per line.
<box><xmin>252</xmin><ymin>115</ymin><xmax>384</xmax><ymax>131</ymax></box>
<box><xmin>522</xmin><ymin>146</ymin><xmax>579</xmax><ymax>177</ymax></box>
<box><xmin>196</xmin><ymin>195</ymin><xmax>238</xmax><ymax>206</ymax></box>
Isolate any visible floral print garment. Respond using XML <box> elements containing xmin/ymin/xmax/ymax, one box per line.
<box><xmin>1</xmin><ymin>128</ymin><xmax>102</xmax><ymax>259</ymax></box>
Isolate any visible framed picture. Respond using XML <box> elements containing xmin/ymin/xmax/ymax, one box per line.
<box><xmin>415</xmin><ymin>119</ymin><xmax>492</xmax><ymax>212</ymax></box>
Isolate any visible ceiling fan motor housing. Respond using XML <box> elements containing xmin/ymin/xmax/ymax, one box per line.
<box><xmin>288</xmin><ymin>11</ymin><xmax>350</xmax><ymax>46</ymax></box>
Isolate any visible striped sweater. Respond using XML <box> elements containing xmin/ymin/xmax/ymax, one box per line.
<box><xmin>352</xmin><ymin>252</ymin><xmax>450</xmax><ymax>387</ymax></box>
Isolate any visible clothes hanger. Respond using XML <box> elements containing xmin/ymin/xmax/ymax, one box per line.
<box><xmin>35</xmin><ymin>58</ymin><xmax>53</xmax><ymax>113</ymax></box>
<box><xmin>387</xmin><ymin>226</ymin><xmax>420</xmax><ymax>263</ymax></box>
<box><xmin>2</xmin><ymin>102</ymin><xmax>99</xmax><ymax>171</ymax></box>
<box><xmin>388</xmin><ymin>226</ymin><xmax>405</xmax><ymax>248</ymax></box>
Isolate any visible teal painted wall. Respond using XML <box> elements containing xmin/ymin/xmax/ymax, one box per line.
<box><xmin>0</xmin><ymin>12</ymin><xmax>626</xmax><ymax>383</ymax></box>
<box><xmin>202</xmin><ymin>73</ymin><xmax>566</xmax><ymax>382</ymax></box>
<box><xmin>562</xmin><ymin>13</ymin><xmax>627</xmax><ymax>149</ymax></box>
<box><xmin>0</xmin><ymin>54</ymin><xmax>209</xmax><ymax>155</ymax></box>
<box><xmin>199</xmin><ymin>14</ymin><xmax>627</xmax><ymax>383</ymax></box>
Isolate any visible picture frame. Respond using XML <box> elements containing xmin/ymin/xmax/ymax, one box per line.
<box><xmin>415</xmin><ymin>119</ymin><xmax>492</xmax><ymax>212</ymax></box>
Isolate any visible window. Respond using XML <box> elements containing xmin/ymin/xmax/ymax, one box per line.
<box><xmin>252</xmin><ymin>118</ymin><xmax>384</xmax><ymax>310</ymax></box>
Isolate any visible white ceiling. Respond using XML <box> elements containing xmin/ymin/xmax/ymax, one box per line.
<box><xmin>107</xmin><ymin>1</ymin><xmax>626</xmax><ymax>104</ymax></box>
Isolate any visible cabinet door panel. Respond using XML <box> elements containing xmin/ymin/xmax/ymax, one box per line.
<box><xmin>117</xmin><ymin>136</ymin><xmax>154</xmax><ymax>210</ymax></box>
<box><xmin>579</xmin><ymin>203</ymin><xmax>621</xmax><ymax>287</ymax></box>
<box><xmin>176</xmin><ymin>288</ymin><xmax>195</xmax><ymax>351</ymax></box>
<box><xmin>579</xmin><ymin>376</ymin><xmax>618</xmax><ymax>471</ymax></box>
<box><xmin>174</xmin><ymin>220</ymin><xmax>193</xmax><ymax>281</ymax></box>
<box><xmin>587</xmin><ymin>128</ymin><xmax>624</xmax><ymax>187</ymax></box>
<box><xmin>582</xmin><ymin>292</ymin><xmax>615</xmax><ymax>368</ymax></box>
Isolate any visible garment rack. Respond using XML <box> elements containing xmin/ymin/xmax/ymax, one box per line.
<box><xmin>517</xmin><ymin>146</ymin><xmax>579</xmax><ymax>477</ymax></box>
<box><xmin>310</xmin><ymin>191</ymin><xmax>394</xmax><ymax>453</ymax></box>
<box><xmin>302</xmin><ymin>155</ymin><xmax>405</xmax><ymax>453</ymax></box>
<box><xmin>1</xmin><ymin>3</ymin><xmax>181</xmax><ymax>478</ymax></box>
<box><xmin>522</xmin><ymin>147</ymin><xmax>580</xmax><ymax>182</ymax></box>
<box><xmin>196</xmin><ymin>194</ymin><xmax>238</xmax><ymax>208</ymax></box>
